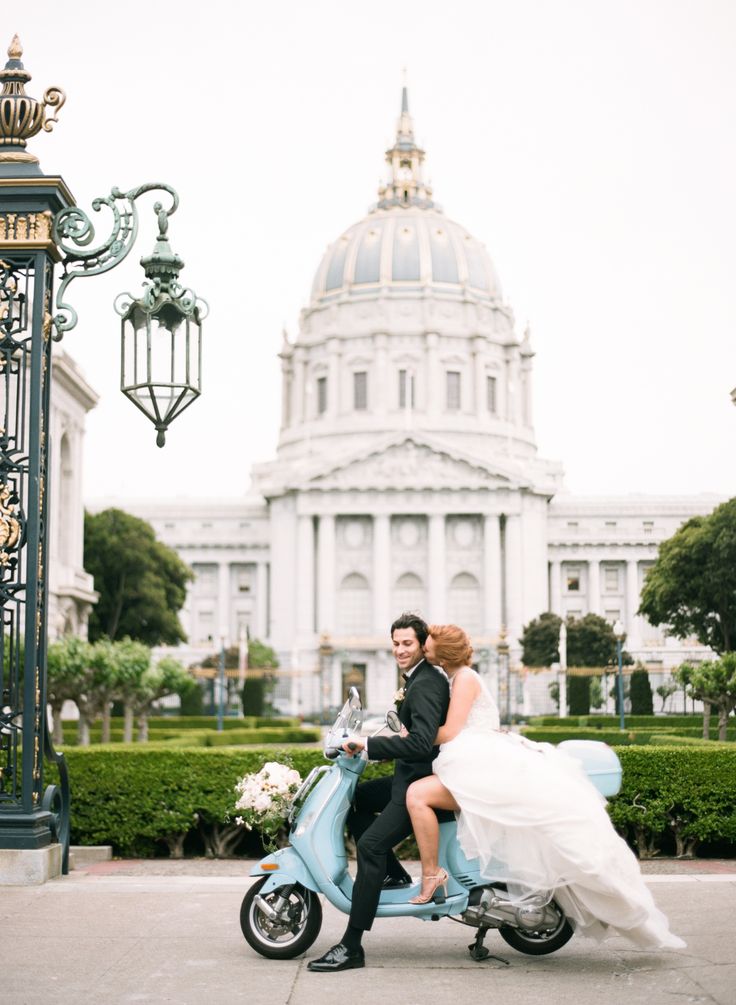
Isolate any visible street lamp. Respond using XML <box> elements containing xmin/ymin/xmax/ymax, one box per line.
<box><xmin>613</xmin><ymin>619</ymin><xmax>626</xmax><ymax>730</ymax></box>
<box><xmin>558</xmin><ymin>621</ymin><xmax>568</xmax><ymax>719</ymax></box>
<box><xmin>496</xmin><ymin>627</ymin><xmax>510</xmax><ymax>725</ymax></box>
<box><xmin>0</xmin><ymin>38</ymin><xmax>207</xmax><ymax>880</ymax></box>
<box><xmin>318</xmin><ymin>632</ymin><xmax>334</xmax><ymax>723</ymax></box>
<box><xmin>216</xmin><ymin>630</ymin><xmax>228</xmax><ymax>733</ymax></box>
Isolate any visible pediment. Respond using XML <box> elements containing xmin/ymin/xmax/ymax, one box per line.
<box><xmin>302</xmin><ymin>437</ymin><xmax>516</xmax><ymax>492</ymax></box>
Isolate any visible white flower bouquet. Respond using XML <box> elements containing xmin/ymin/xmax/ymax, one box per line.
<box><xmin>234</xmin><ymin>760</ymin><xmax>302</xmax><ymax>851</ymax></box>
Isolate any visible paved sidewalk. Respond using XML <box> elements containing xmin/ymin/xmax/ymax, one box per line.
<box><xmin>3</xmin><ymin>860</ymin><xmax>735</xmax><ymax>1005</ymax></box>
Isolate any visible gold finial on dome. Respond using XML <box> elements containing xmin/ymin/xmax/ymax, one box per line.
<box><xmin>0</xmin><ymin>36</ymin><xmax>66</xmax><ymax>164</ymax></box>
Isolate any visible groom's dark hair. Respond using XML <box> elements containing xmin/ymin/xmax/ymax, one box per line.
<box><xmin>390</xmin><ymin>612</ymin><xmax>429</xmax><ymax>646</ymax></box>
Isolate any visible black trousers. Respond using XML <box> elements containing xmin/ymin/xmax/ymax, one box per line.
<box><xmin>347</xmin><ymin>777</ymin><xmax>413</xmax><ymax>931</ymax></box>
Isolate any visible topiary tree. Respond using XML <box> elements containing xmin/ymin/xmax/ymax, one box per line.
<box><xmin>630</xmin><ymin>665</ymin><xmax>654</xmax><ymax>715</ymax></box>
<box><xmin>568</xmin><ymin>675</ymin><xmax>591</xmax><ymax>715</ymax></box>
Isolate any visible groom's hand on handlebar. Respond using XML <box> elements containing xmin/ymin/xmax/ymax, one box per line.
<box><xmin>342</xmin><ymin>738</ymin><xmax>365</xmax><ymax>755</ymax></box>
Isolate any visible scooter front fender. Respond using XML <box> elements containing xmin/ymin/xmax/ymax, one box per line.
<box><xmin>249</xmin><ymin>846</ymin><xmax>319</xmax><ymax>895</ymax></box>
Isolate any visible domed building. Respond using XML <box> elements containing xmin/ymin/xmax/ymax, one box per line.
<box><xmin>118</xmin><ymin>92</ymin><xmax>720</xmax><ymax>717</ymax></box>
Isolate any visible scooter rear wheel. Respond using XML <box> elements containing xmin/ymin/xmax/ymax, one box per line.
<box><xmin>498</xmin><ymin>912</ymin><xmax>574</xmax><ymax>956</ymax></box>
<box><xmin>241</xmin><ymin>877</ymin><xmax>323</xmax><ymax>959</ymax></box>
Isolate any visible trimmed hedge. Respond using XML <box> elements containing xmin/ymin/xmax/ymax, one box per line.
<box><xmin>528</xmin><ymin>715</ymin><xmax>718</xmax><ymax>728</ymax></box>
<box><xmin>48</xmin><ymin>743</ymin><xmax>736</xmax><ymax>860</ymax></box>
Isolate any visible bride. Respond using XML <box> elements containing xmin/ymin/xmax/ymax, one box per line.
<box><xmin>403</xmin><ymin>623</ymin><xmax>685</xmax><ymax>950</ymax></box>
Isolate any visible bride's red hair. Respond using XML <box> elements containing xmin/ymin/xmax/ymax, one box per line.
<box><xmin>428</xmin><ymin>624</ymin><xmax>473</xmax><ymax>667</ymax></box>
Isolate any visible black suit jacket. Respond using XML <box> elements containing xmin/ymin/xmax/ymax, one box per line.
<box><xmin>367</xmin><ymin>659</ymin><xmax>450</xmax><ymax>802</ymax></box>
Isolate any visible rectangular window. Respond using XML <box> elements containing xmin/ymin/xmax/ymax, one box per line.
<box><xmin>353</xmin><ymin>371</ymin><xmax>368</xmax><ymax>410</ymax></box>
<box><xmin>486</xmin><ymin>375</ymin><xmax>497</xmax><ymax>413</ymax></box>
<box><xmin>643</xmin><ymin>520</ymin><xmax>654</xmax><ymax>534</ymax></box>
<box><xmin>566</xmin><ymin>568</ymin><xmax>580</xmax><ymax>592</ymax></box>
<box><xmin>446</xmin><ymin>370</ymin><xmax>461</xmax><ymax>411</ymax></box>
<box><xmin>398</xmin><ymin>369</ymin><xmax>415</xmax><ymax>408</ymax></box>
<box><xmin>605</xmin><ymin>520</ymin><xmax>617</xmax><ymax>529</ymax></box>
<box><xmin>317</xmin><ymin>375</ymin><xmax>327</xmax><ymax>415</ymax></box>
<box><xmin>604</xmin><ymin>567</ymin><xmax>620</xmax><ymax>592</ymax></box>
<box><xmin>605</xmin><ymin>609</ymin><xmax>621</xmax><ymax>624</ymax></box>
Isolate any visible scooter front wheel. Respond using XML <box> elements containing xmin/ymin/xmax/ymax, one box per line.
<box><xmin>240</xmin><ymin>877</ymin><xmax>323</xmax><ymax>959</ymax></box>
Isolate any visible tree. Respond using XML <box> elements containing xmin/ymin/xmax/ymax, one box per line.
<box><xmin>638</xmin><ymin>497</ymin><xmax>736</xmax><ymax>653</ymax></box>
<box><xmin>47</xmin><ymin>636</ymin><xmax>93</xmax><ymax>745</ymax></box>
<box><xmin>84</xmin><ymin>508</ymin><xmax>193</xmax><ymax>646</ymax></box>
<box><xmin>108</xmin><ymin>638</ymin><xmax>153</xmax><ymax>742</ymax></box>
<box><xmin>629</xmin><ymin>666</ymin><xmax>654</xmax><ymax>715</ymax></box>
<box><xmin>589</xmin><ymin>676</ymin><xmax>604</xmax><ymax>711</ymax></box>
<box><xmin>130</xmin><ymin>657</ymin><xmax>194</xmax><ymax>741</ymax></box>
<box><xmin>568</xmin><ymin>675</ymin><xmax>591</xmax><ymax>715</ymax></box>
<box><xmin>521</xmin><ymin>612</ymin><xmax>631</xmax><ymax>668</ymax></box>
<box><xmin>677</xmin><ymin>655</ymin><xmax>736</xmax><ymax>741</ymax></box>
<box><xmin>521</xmin><ymin>612</ymin><xmax>562</xmax><ymax>667</ymax></box>
<box><xmin>656</xmin><ymin>681</ymin><xmax>678</xmax><ymax>713</ymax></box>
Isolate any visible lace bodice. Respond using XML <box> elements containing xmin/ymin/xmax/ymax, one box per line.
<box><xmin>451</xmin><ymin>668</ymin><xmax>501</xmax><ymax>732</ymax></box>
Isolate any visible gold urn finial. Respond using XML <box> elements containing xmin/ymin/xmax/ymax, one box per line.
<box><xmin>0</xmin><ymin>35</ymin><xmax>66</xmax><ymax>164</ymax></box>
<box><xmin>7</xmin><ymin>34</ymin><xmax>22</xmax><ymax>61</ymax></box>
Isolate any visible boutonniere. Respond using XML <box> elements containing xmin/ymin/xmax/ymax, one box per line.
<box><xmin>393</xmin><ymin>687</ymin><xmax>406</xmax><ymax>710</ymax></box>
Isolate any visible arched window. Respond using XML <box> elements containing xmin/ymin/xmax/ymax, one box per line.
<box><xmin>448</xmin><ymin>572</ymin><xmax>481</xmax><ymax>636</ymax></box>
<box><xmin>337</xmin><ymin>572</ymin><xmax>371</xmax><ymax>636</ymax></box>
<box><xmin>393</xmin><ymin>572</ymin><xmax>426</xmax><ymax>619</ymax></box>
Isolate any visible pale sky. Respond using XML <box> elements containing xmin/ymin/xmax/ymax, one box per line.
<box><xmin>13</xmin><ymin>0</ymin><xmax>736</xmax><ymax>502</ymax></box>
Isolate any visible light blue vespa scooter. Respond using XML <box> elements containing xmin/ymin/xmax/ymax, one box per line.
<box><xmin>240</xmin><ymin>688</ymin><xmax>622</xmax><ymax>962</ymax></box>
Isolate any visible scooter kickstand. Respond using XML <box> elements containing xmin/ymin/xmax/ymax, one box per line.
<box><xmin>468</xmin><ymin>928</ymin><xmax>510</xmax><ymax>965</ymax></box>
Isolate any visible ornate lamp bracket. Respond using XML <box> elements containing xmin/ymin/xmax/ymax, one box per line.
<box><xmin>52</xmin><ymin>183</ymin><xmax>179</xmax><ymax>339</ymax></box>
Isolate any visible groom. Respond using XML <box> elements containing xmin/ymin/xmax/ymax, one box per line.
<box><xmin>307</xmin><ymin>611</ymin><xmax>450</xmax><ymax>972</ymax></box>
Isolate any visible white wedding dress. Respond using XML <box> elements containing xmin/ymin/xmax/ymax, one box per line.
<box><xmin>432</xmin><ymin>669</ymin><xmax>685</xmax><ymax>949</ymax></box>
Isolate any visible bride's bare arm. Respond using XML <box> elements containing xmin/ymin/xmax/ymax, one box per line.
<box><xmin>435</xmin><ymin>671</ymin><xmax>479</xmax><ymax>744</ymax></box>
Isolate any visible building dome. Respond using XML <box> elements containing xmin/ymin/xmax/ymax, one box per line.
<box><xmin>310</xmin><ymin>206</ymin><xmax>502</xmax><ymax>306</ymax></box>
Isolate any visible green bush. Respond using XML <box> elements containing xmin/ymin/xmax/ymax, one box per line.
<box><xmin>521</xmin><ymin>728</ymin><xmax>657</xmax><ymax>745</ymax></box>
<box><xmin>630</xmin><ymin>668</ymin><xmax>654</xmax><ymax>715</ymax></box>
<box><xmin>528</xmin><ymin>715</ymin><xmax>709</xmax><ymax>728</ymax></box>
<box><xmin>47</xmin><ymin>743</ymin><xmax>736</xmax><ymax>860</ymax></box>
<box><xmin>568</xmin><ymin>676</ymin><xmax>591</xmax><ymax>715</ymax></box>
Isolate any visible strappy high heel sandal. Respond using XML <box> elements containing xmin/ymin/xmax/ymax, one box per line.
<box><xmin>409</xmin><ymin>867</ymin><xmax>448</xmax><ymax>905</ymax></box>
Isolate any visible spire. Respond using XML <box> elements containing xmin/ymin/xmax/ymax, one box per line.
<box><xmin>376</xmin><ymin>84</ymin><xmax>434</xmax><ymax>210</ymax></box>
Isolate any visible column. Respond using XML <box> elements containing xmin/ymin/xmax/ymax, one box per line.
<box><xmin>317</xmin><ymin>514</ymin><xmax>336</xmax><ymax>633</ymax></box>
<box><xmin>218</xmin><ymin>562</ymin><xmax>230</xmax><ymax>640</ymax></box>
<box><xmin>483</xmin><ymin>514</ymin><xmax>502</xmax><ymax>636</ymax></box>
<box><xmin>549</xmin><ymin>559</ymin><xmax>562</xmax><ymax>614</ymax></box>
<box><xmin>504</xmin><ymin>514</ymin><xmax>523</xmax><ymax>642</ymax></box>
<box><xmin>587</xmin><ymin>559</ymin><xmax>600</xmax><ymax>615</ymax></box>
<box><xmin>626</xmin><ymin>559</ymin><xmax>640</xmax><ymax>645</ymax></box>
<box><xmin>372</xmin><ymin>513</ymin><xmax>391</xmax><ymax>633</ymax></box>
<box><xmin>256</xmin><ymin>561</ymin><xmax>269</xmax><ymax>639</ymax></box>
<box><xmin>427</xmin><ymin>513</ymin><xmax>446</xmax><ymax>621</ymax></box>
<box><xmin>296</xmin><ymin>515</ymin><xmax>315</xmax><ymax>635</ymax></box>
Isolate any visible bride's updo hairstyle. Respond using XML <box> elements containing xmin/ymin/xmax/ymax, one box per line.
<box><xmin>427</xmin><ymin>624</ymin><xmax>474</xmax><ymax>668</ymax></box>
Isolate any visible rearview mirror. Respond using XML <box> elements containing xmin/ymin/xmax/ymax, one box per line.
<box><xmin>386</xmin><ymin>710</ymin><xmax>401</xmax><ymax>733</ymax></box>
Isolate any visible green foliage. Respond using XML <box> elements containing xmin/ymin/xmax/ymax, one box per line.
<box><xmin>630</xmin><ymin>667</ymin><xmax>654</xmax><ymax>715</ymax></box>
<box><xmin>178</xmin><ymin>683</ymin><xmax>205</xmax><ymax>715</ymax></box>
<box><xmin>677</xmin><ymin>654</ymin><xmax>736</xmax><ymax>741</ymax></box>
<box><xmin>521</xmin><ymin>612</ymin><xmax>632</xmax><ymax>668</ymax></box>
<box><xmin>589</xmin><ymin>676</ymin><xmax>604</xmax><ymax>710</ymax></box>
<box><xmin>49</xmin><ymin>744</ymin><xmax>736</xmax><ymax>860</ymax></box>
<box><xmin>521</xmin><ymin>612</ymin><xmax>562</xmax><ymax>666</ymax></box>
<box><xmin>568</xmin><ymin>675</ymin><xmax>591</xmax><ymax>715</ymax></box>
<box><xmin>199</xmin><ymin>640</ymin><xmax>279</xmax><ymax>717</ymax></box>
<box><xmin>656</xmin><ymin>681</ymin><xmax>678</xmax><ymax>713</ymax></box>
<box><xmin>638</xmin><ymin>497</ymin><xmax>736</xmax><ymax>653</ymax></box>
<box><xmin>84</xmin><ymin>508</ymin><xmax>192</xmax><ymax>645</ymax></box>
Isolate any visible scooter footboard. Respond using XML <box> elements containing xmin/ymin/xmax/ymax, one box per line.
<box><xmin>249</xmin><ymin>847</ymin><xmax>319</xmax><ymax>895</ymax></box>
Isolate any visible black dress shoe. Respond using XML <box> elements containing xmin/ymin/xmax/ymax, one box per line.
<box><xmin>307</xmin><ymin>942</ymin><xmax>365</xmax><ymax>972</ymax></box>
<box><xmin>382</xmin><ymin>873</ymin><xmax>412</xmax><ymax>889</ymax></box>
